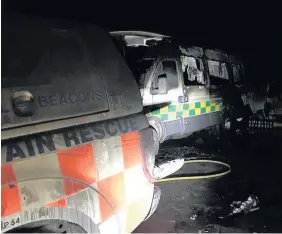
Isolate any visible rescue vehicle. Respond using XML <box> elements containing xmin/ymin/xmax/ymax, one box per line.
<box><xmin>110</xmin><ymin>31</ymin><xmax>246</xmax><ymax>150</ymax></box>
<box><xmin>1</xmin><ymin>15</ymin><xmax>160</xmax><ymax>233</ymax></box>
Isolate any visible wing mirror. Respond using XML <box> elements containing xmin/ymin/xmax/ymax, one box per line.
<box><xmin>157</xmin><ymin>74</ymin><xmax>168</xmax><ymax>94</ymax></box>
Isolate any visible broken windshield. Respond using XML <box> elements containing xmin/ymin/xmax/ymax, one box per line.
<box><xmin>128</xmin><ymin>58</ymin><xmax>155</xmax><ymax>88</ymax></box>
<box><xmin>124</xmin><ymin>46</ymin><xmax>156</xmax><ymax>88</ymax></box>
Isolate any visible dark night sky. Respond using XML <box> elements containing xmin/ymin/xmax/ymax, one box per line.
<box><xmin>3</xmin><ymin>1</ymin><xmax>282</xmax><ymax>91</ymax></box>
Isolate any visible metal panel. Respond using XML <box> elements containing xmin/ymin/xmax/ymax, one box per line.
<box><xmin>163</xmin><ymin>119</ymin><xmax>182</xmax><ymax>138</ymax></box>
<box><xmin>2</xmin><ymin>15</ymin><xmax>144</xmax><ymax>139</ymax></box>
<box><xmin>2</xmin><ymin>16</ymin><xmax>109</xmax><ymax>128</ymax></box>
<box><xmin>179</xmin><ymin>46</ymin><xmax>204</xmax><ymax>58</ymax></box>
<box><xmin>205</xmin><ymin>49</ymin><xmax>229</xmax><ymax>62</ymax></box>
<box><xmin>210</xmin><ymin>111</ymin><xmax>223</xmax><ymax>126</ymax></box>
<box><xmin>183</xmin><ymin>112</ymin><xmax>222</xmax><ymax>134</ymax></box>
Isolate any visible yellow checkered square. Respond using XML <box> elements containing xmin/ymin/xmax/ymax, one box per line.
<box><xmin>189</xmin><ymin>103</ymin><xmax>195</xmax><ymax>109</ymax></box>
<box><xmin>168</xmin><ymin>112</ymin><xmax>177</xmax><ymax>120</ymax></box>
<box><xmin>200</xmin><ymin>101</ymin><xmax>206</xmax><ymax>108</ymax></box>
<box><xmin>183</xmin><ymin>110</ymin><xmax>189</xmax><ymax>118</ymax></box>
<box><xmin>195</xmin><ymin>108</ymin><xmax>201</xmax><ymax>116</ymax></box>
<box><xmin>160</xmin><ymin>106</ymin><xmax>169</xmax><ymax>114</ymax></box>
<box><xmin>215</xmin><ymin>105</ymin><xmax>220</xmax><ymax>111</ymax></box>
<box><xmin>206</xmin><ymin>106</ymin><xmax>211</xmax><ymax>113</ymax></box>
<box><xmin>176</xmin><ymin>105</ymin><xmax>182</xmax><ymax>112</ymax></box>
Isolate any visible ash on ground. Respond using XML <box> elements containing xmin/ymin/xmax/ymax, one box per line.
<box><xmin>134</xmin><ymin>132</ymin><xmax>282</xmax><ymax>233</ymax></box>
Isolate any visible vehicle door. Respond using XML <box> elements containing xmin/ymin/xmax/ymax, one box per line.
<box><xmin>181</xmin><ymin>56</ymin><xmax>219</xmax><ymax>131</ymax></box>
<box><xmin>150</xmin><ymin>59</ymin><xmax>183</xmax><ymax>105</ymax></box>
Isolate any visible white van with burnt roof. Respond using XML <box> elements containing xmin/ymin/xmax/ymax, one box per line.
<box><xmin>111</xmin><ymin>31</ymin><xmax>246</xmax><ymax>150</ymax></box>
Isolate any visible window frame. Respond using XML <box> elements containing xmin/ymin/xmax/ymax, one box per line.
<box><xmin>150</xmin><ymin>58</ymin><xmax>180</xmax><ymax>94</ymax></box>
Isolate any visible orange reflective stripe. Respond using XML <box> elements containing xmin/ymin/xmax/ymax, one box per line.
<box><xmin>1</xmin><ymin>164</ymin><xmax>16</xmax><ymax>185</ymax></box>
<box><xmin>1</xmin><ymin>165</ymin><xmax>20</xmax><ymax>217</ymax></box>
<box><xmin>98</xmin><ymin>172</ymin><xmax>125</xmax><ymax>221</ymax></box>
<box><xmin>58</xmin><ymin>144</ymin><xmax>96</xmax><ymax>195</ymax></box>
<box><xmin>121</xmin><ymin>132</ymin><xmax>142</xmax><ymax>169</ymax></box>
<box><xmin>46</xmin><ymin>197</ymin><xmax>67</xmax><ymax>208</ymax></box>
<box><xmin>1</xmin><ymin>129</ymin><xmax>153</xmax><ymax>233</ymax></box>
<box><xmin>1</xmin><ymin>185</ymin><xmax>21</xmax><ymax>217</ymax></box>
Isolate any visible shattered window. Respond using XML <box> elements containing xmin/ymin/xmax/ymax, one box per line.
<box><xmin>208</xmin><ymin>60</ymin><xmax>220</xmax><ymax>77</ymax></box>
<box><xmin>131</xmin><ymin>58</ymin><xmax>155</xmax><ymax>88</ymax></box>
<box><xmin>187</xmin><ymin>57</ymin><xmax>197</xmax><ymax>69</ymax></box>
<box><xmin>180</xmin><ymin>56</ymin><xmax>204</xmax><ymax>72</ymax></box>
<box><xmin>162</xmin><ymin>60</ymin><xmax>179</xmax><ymax>89</ymax></box>
<box><xmin>124</xmin><ymin>45</ymin><xmax>156</xmax><ymax>88</ymax></box>
<box><xmin>220</xmin><ymin>63</ymin><xmax>228</xmax><ymax>80</ymax></box>
<box><xmin>208</xmin><ymin>60</ymin><xmax>229</xmax><ymax>80</ymax></box>
<box><xmin>181</xmin><ymin>56</ymin><xmax>205</xmax><ymax>86</ymax></box>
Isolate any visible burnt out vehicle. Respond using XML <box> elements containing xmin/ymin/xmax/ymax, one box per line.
<box><xmin>242</xmin><ymin>80</ymin><xmax>282</xmax><ymax>134</ymax></box>
<box><xmin>110</xmin><ymin>31</ymin><xmax>248</xmax><ymax>149</ymax></box>
<box><xmin>1</xmin><ymin>15</ymin><xmax>160</xmax><ymax>233</ymax></box>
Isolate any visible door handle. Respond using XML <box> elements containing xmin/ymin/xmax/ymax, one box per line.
<box><xmin>178</xmin><ymin>95</ymin><xmax>188</xmax><ymax>103</ymax></box>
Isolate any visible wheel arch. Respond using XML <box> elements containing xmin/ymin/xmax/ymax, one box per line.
<box><xmin>146</xmin><ymin>116</ymin><xmax>166</xmax><ymax>143</ymax></box>
<box><xmin>1</xmin><ymin>207</ymin><xmax>97</xmax><ymax>233</ymax></box>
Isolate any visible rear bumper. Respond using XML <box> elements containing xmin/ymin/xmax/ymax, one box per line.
<box><xmin>144</xmin><ymin>186</ymin><xmax>161</xmax><ymax>221</ymax></box>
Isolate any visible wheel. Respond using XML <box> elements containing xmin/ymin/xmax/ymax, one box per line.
<box><xmin>6</xmin><ymin>221</ymin><xmax>86</xmax><ymax>233</ymax></box>
<box><xmin>36</xmin><ymin>221</ymin><xmax>86</xmax><ymax>233</ymax></box>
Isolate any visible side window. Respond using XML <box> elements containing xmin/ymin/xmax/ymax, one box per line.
<box><xmin>208</xmin><ymin>60</ymin><xmax>229</xmax><ymax>80</ymax></box>
<box><xmin>220</xmin><ymin>63</ymin><xmax>228</xmax><ymax>80</ymax></box>
<box><xmin>162</xmin><ymin>60</ymin><xmax>179</xmax><ymax>89</ymax></box>
<box><xmin>181</xmin><ymin>56</ymin><xmax>205</xmax><ymax>86</ymax></box>
<box><xmin>208</xmin><ymin>60</ymin><xmax>220</xmax><ymax>77</ymax></box>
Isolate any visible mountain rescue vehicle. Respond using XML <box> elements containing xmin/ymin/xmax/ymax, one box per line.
<box><xmin>1</xmin><ymin>15</ymin><xmax>160</xmax><ymax>233</ymax></box>
<box><xmin>110</xmin><ymin>31</ymin><xmax>247</xmax><ymax>150</ymax></box>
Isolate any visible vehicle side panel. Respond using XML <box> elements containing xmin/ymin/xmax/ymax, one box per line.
<box><xmin>1</xmin><ymin>114</ymin><xmax>154</xmax><ymax>233</ymax></box>
<box><xmin>146</xmin><ymin>99</ymin><xmax>223</xmax><ymax>138</ymax></box>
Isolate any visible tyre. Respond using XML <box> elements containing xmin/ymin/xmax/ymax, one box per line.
<box><xmin>7</xmin><ymin>221</ymin><xmax>86</xmax><ymax>233</ymax></box>
<box><xmin>37</xmin><ymin>221</ymin><xmax>86</xmax><ymax>233</ymax></box>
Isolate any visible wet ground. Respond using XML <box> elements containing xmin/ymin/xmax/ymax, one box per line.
<box><xmin>134</xmin><ymin>132</ymin><xmax>282</xmax><ymax>233</ymax></box>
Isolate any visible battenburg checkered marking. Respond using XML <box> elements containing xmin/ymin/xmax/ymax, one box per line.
<box><xmin>146</xmin><ymin>100</ymin><xmax>223</xmax><ymax>121</ymax></box>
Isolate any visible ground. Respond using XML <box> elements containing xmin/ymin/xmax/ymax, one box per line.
<box><xmin>134</xmin><ymin>131</ymin><xmax>282</xmax><ymax>233</ymax></box>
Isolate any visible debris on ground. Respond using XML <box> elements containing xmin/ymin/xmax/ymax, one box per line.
<box><xmin>189</xmin><ymin>213</ymin><xmax>198</xmax><ymax>221</ymax></box>
<box><xmin>136</xmin><ymin>133</ymin><xmax>282</xmax><ymax>233</ymax></box>
<box><xmin>199</xmin><ymin>224</ymin><xmax>221</xmax><ymax>233</ymax></box>
<box><xmin>157</xmin><ymin>144</ymin><xmax>218</xmax><ymax>163</ymax></box>
<box><xmin>153</xmin><ymin>158</ymin><xmax>184</xmax><ymax>179</ymax></box>
<box><xmin>198</xmin><ymin>195</ymin><xmax>260</xmax><ymax>233</ymax></box>
<box><xmin>219</xmin><ymin>195</ymin><xmax>259</xmax><ymax>219</ymax></box>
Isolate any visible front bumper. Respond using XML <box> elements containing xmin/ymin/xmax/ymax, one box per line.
<box><xmin>144</xmin><ymin>186</ymin><xmax>161</xmax><ymax>221</ymax></box>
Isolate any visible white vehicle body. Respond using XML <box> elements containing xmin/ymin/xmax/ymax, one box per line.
<box><xmin>111</xmin><ymin>31</ymin><xmax>245</xmax><ymax>141</ymax></box>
